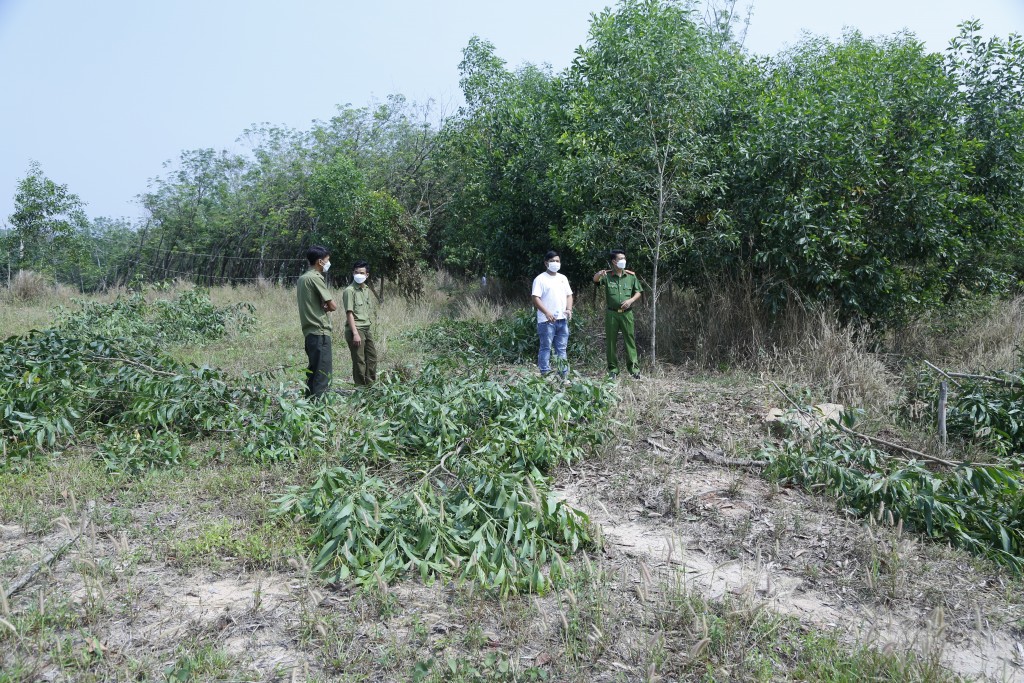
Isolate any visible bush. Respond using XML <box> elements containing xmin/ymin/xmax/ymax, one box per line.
<box><xmin>8</xmin><ymin>270</ymin><xmax>50</xmax><ymax>302</ymax></box>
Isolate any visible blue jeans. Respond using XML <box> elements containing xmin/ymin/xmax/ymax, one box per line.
<box><xmin>538</xmin><ymin>319</ymin><xmax>569</xmax><ymax>376</ymax></box>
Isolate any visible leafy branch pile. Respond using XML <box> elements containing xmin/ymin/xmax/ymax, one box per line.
<box><xmin>2</xmin><ymin>330</ymin><xmax>249</xmax><ymax>471</ymax></box>
<box><xmin>276</xmin><ymin>359</ymin><xmax>617</xmax><ymax>594</ymax></box>
<box><xmin>410</xmin><ymin>310</ymin><xmax>597</xmax><ymax>365</ymax></box>
<box><xmin>762</xmin><ymin>435</ymin><xmax>1024</xmax><ymax>572</ymax></box>
<box><xmin>912</xmin><ymin>363</ymin><xmax>1024</xmax><ymax>461</ymax></box>
<box><xmin>56</xmin><ymin>288</ymin><xmax>255</xmax><ymax>345</ymax></box>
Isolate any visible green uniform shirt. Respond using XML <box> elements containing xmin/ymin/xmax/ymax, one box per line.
<box><xmin>297</xmin><ymin>269</ymin><xmax>333</xmax><ymax>337</ymax></box>
<box><xmin>342</xmin><ymin>283</ymin><xmax>373</xmax><ymax>328</ymax></box>
<box><xmin>599</xmin><ymin>270</ymin><xmax>643</xmax><ymax>310</ymax></box>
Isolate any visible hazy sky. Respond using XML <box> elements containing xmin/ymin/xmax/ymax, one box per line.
<box><xmin>1</xmin><ymin>0</ymin><xmax>1021</xmax><ymax>222</ymax></box>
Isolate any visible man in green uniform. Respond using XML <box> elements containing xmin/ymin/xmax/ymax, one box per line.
<box><xmin>592</xmin><ymin>249</ymin><xmax>643</xmax><ymax>378</ymax></box>
<box><xmin>297</xmin><ymin>245</ymin><xmax>337</xmax><ymax>400</ymax></box>
<box><xmin>342</xmin><ymin>260</ymin><xmax>377</xmax><ymax>386</ymax></box>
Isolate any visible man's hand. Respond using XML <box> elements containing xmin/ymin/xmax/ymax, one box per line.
<box><xmin>545</xmin><ymin>312</ymin><xmax>556</xmax><ymax>323</ymax></box>
<box><xmin>351</xmin><ymin>331</ymin><xmax>362</xmax><ymax>346</ymax></box>
<box><xmin>619</xmin><ymin>300</ymin><xmax>632</xmax><ymax>312</ymax></box>
<box><xmin>566</xmin><ymin>310</ymin><xmax>573</xmax><ymax>320</ymax></box>
<box><xmin>593</xmin><ymin>269</ymin><xmax>608</xmax><ymax>282</ymax></box>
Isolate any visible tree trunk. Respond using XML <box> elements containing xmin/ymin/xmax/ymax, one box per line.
<box><xmin>650</xmin><ymin>234</ymin><xmax>660</xmax><ymax>366</ymax></box>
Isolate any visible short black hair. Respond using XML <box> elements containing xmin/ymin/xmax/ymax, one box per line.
<box><xmin>307</xmin><ymin>245</ymin><xmax>329</xmax><ymax>265</ymax></box>
<box><xmin>609</xmin><ymin>248</ymin><xmax>626</xmax><ymax>261</ymax></box>
<box><xmin>352</xmin><ymin>260</ymin><xmax>370</xmax><ymax>272</ymax></box>
<box><xmin>544</xmin><ymin>250</ymin><xmax>559</xmax><ymax>261</ymax></box>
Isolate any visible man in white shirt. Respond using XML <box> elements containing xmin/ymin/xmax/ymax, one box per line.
<box><xmin>531</xmin><ymin>250</ymin><xmax>574</xmax><ymax>377</ymax></box>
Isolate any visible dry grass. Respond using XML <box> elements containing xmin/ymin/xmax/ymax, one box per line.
<box><xmin>887</xmin><ymin>296</ymin><xmax>1024</xmax><ymax>374</ymax></box>
<box><xmin>778</xmin><ymin>311</ymin><xmax>902</xmax><ymax>413</ymax></box>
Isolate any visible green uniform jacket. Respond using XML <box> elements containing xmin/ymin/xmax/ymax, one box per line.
<box><xmin>297</xmin><ymin>270</ymin><xmax>332</xmax><ymax>337</ymax></box>
<box><xmin>598</xmin><ymin>270</ymin><xmax>643</xmax><ymax>310</ymax></box>
<box><xmin>342</xmin><ymin>283</ymin><xmax>374</xmax><ymax>328</ymax></box>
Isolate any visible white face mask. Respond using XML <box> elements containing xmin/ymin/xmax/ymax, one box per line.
<box><xmin>353</xmin><ymin>273</ymin><xmax>367</xmax><ymax>284</ymax></box>
<box><xmin>615</xmin><ymin>259</ymin><xmax>626</xmax><ymax>270</ymax></box>
<box><xmin>547</xmin><ymin>261</ymin><xmax>561</xmax><ymax>273</ymax></box>
<box><xmin>320</xmin><ymin>260</ymin><xmax>331</xmax><ymax>273</ymax></box>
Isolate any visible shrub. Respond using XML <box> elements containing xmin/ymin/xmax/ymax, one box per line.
<box><xmin>8</xmin><ymin>270</ymin><xmax>50</xmax><ymax>302</ymax></box>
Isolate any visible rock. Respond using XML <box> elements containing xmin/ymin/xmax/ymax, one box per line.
<box><xmin>765</xmin><ymin>403</ymin><xmax>844</xmax><ymax>435</ymax></box>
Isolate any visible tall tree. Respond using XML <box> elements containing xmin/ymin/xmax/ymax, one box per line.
<box><xmin>7</xmin><ymin>161</ymin><xmax>89</xmax><ymax>281</ymax></box>
<box><xmin>559</xmin><ymin>0</ymin><xmax>724</xmax><ymax>363</ymax></box>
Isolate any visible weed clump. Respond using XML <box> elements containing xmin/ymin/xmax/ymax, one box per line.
<box><xmin>7</xmin><ymin>270</ymin><xmax>50</xmax><ymax>301</ymax></box>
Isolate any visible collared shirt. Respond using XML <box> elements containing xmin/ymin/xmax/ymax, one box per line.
<box><xmin>598</xmin><ymin>270</ymin><xmax>643</xmax><ymax>311</ymax></box>
<box><xmin>342</xmin><ymin>283</ymin><xmax>373</xmax><ymax>328</ymax></box>
<box><xmin>297</xmin><ymin>269</ymin><xmax>332</xmax><ymax>337</ymax></box>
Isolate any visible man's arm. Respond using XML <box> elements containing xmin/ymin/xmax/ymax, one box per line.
<box><xmin>565</xmin><ymin>294</ymin><xmax>574</xmax><ymax>319</ymax></box>
<box><xmin>592</xmin><ymin>269</ymin><xmax>608</xmax><ymax>284</ymax></box>
<box><xmin>532</xmin><ymin>295</ymin><xmax>555</xmax><ymax>322</ymax></box>
<box><xmin>341</xmin><ymin>288</ymin><xmax>362</xmax><ymax>345</ymax></box>
<box><xmin>347</xmin><ymin>310</ymin><xmax>362</xmax><ymax>345</ymax></box>
<box><xmin>322</xmin><ymin>299</ymin><xmax>337</xmax><ymax>312</ymax></box>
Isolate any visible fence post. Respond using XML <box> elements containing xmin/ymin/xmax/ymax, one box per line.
<box><xmin>938</xmin><ymin>380</ymin><xmax>948</xmax><ymax>449</ymax></box>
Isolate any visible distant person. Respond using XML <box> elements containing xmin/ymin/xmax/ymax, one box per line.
<box><xmin>593</xmin><ymin>249</ymin><xmax>643</xmax><ymax>379</ymax></box>
<box><xmin>531</xmin><ymin>250</ymin><xmax>573</xmax><ymax>377</ymax></box>
<box><xmin>342</xmin><ymin>260</ymin><xmax>377</xmax><ymax>386</ymax></box>
<box><xmin>297</xmin><ymin>245</ymin><xmax>336</xmax><ymax>399</ymax></box>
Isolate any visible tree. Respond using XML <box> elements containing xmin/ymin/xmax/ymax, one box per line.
<box><xmin>309</xmin><ymin>153</ymin><xmax>425</xmax><ymax>297</ymax></box>
<box><xmin>7</xmin><ymin>161</ymin><xmax>89</xmax><ymax>281</ymax></box>
<box><xmin>717</xmin><ymin>30</ymin><xmax>1005</xmax><ymax>325</ymax></box>
<box><xmin>559</xmin><ymin>0</ymin><xmax>724</xmax><ymax>363</ymax></box>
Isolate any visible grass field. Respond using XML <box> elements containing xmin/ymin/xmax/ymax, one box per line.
<box><xmin>1</xmin><ymin>279</ymin><xmax>1022</xmax><ymax>682</ymax></box>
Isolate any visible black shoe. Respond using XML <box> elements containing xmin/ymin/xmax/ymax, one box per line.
<box><xmin>630</xmin><ymin>372</ymin><xmax>641</xmax><ymax>379</ymax></box>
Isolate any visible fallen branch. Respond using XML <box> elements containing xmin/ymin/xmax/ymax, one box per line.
<box><xmin>3</xmin><ymin>502</ymin><xmax>94</xmax><ymax>601</ymax></box>
<box><xmin>834</xmin><ymin>423</ymin><xmax>960</xmax><ymax>468</ymax></box>
<box><xmin>767</xmin><ymin>380</ymin><xmax>961</xmax><ymax>468</ymax></box>
<box><xmin>923</xmin><ymin>360</ymin><xmax>962</xmax><ymax>389</ymax></box>
<box><xmin>690</xmin><ymin>448</ymin><xmax>765</xmax><ymax>469</ymax></box>
<box><xmin>945</xmin><ymin>371</ymin><xmax>1023</xmax><ymax>388</ymax></box>
<box><xmin>4</xmin><ymin>535</ymin><xmax>80</xmax><ymax>600</ymax></box>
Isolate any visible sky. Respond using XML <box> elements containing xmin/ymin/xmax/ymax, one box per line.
<box><xmin>1</xmin><ymin>0</ymin><xmax>1022</xmax><ymax>223</ymax></box>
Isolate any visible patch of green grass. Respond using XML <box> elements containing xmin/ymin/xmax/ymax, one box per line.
<box><xmin>167</xmin><ymin>518</ymin><xmax>303</xmax><ymax>570</ymax></box>
<box><xmin>164</xmin><ymin>641</ymin><xmax>250</xmax><ymax>682</ymax></box>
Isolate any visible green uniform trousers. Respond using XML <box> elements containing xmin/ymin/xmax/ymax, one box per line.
<box><xmin>605</xmin><ymin>309</ymin><xmax>639</xmax><ymax>375</ymax></box>
<box><xmin>345</xmin><ymin>326</ymin><xmax>378</xmax><ymax>386</ymax></box>
<box><xmin>304</xmin><ymin>333</ymin><xmax>332</xmax><ymax>400</ymax></box>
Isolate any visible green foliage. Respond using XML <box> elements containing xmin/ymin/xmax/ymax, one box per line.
<box><xmin>275</xmin><ymin>359</ymin><xmax>617</xmax><ymax>594</ymax></box>
<box><xmin>0</xmin><ymin>330</ymin><xmax>237</xmax><ymax>468</ymax></box>
<box><xmin>559</xmin><ymin>0</ymin><xmax>722</xmax><ymax>275</ymax></box>
<box><xmin>410</xmin><ymin>309</ymin><xmax>596</xmax><ymax>365</ymax></box>
<box><xmin>98</xmin><ymin>430</ymin><xmax>183</xmax><ymax>473</ymax></box>
<box><xmin>441</xmin><ymin>39</ymin><xmax>569</xmax><ymax>280</ymax></box>
<box><xmin>412</xmin><ymin>653</ymin><xmax>548</xmax><ymax>682</ymax></box>
<box><xmin>762</xmin><ymin>434</ymin><xmax>1024</xmax><ymax>571</ymax></box>
<box><xmin>6</xmin><ymin>161</ymin><xmax>89</xmax><ymax>274</ymax></box>
<box><xmin>913</xmin><ymin>357</ymin><xmax>1024</xmax><ymax>460</ymax></box>
<box><xmin>55</xmin><ymin>288</ymin><xmax>255</xmax><ymax>345</ymax></box>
